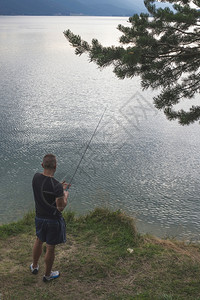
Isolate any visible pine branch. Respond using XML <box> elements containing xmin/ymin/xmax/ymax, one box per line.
<box><xmin>63</xmin><ymin>1</ymin><xmax>200</xmax><ymax>125</ymax></box>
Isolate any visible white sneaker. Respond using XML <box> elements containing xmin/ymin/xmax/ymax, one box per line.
<box><xmin>30</xmin><ymin>263</ymin><xmax>39</xmax><ymax>275</ymax></box>
<box><xmin>43</xmin><ymin>271</ymin><xmax>60</xmax><ymax>282</ymax></box>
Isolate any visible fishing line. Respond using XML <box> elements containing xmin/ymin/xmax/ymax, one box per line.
<box><xmin>62</xmin><ymin>106</ymin><xmax>107</xmax><ymax>190</ymax></box>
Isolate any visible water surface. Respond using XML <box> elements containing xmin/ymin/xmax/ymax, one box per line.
<box><xmin>0</xmin><ymin>16</ymin><xmax>200</xmax><ymax>241</ymax></box>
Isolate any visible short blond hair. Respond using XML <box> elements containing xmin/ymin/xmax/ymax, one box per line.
<box><xmin>42</xmin><ymin>154</ymin><xmax>56</xmax><ymax>169</ymax></box>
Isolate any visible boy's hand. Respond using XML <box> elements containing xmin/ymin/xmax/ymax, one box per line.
<box><xmin>61</xmin><ymin>181</ymin><xmax>71</xmax><ymax>190</ymax></box>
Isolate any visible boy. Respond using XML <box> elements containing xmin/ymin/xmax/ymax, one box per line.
<box><xmin>30</xmin><ymin>154</ymin><xmax>69</xmax><ymax>282</ymax></box>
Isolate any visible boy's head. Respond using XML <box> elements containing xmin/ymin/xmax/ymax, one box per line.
<box><xmin>42</xmin><ymin>154</ymin><xmax>56</xmax><ymax>170</ymax></box>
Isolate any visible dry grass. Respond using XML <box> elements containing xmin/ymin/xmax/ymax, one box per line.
<box><xmin>1</xmin><ymin>208</ymin><xmax>200</xmax><ymax>300</ymax></box>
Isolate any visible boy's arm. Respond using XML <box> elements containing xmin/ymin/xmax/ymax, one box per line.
<box><xmin>56</xmin><ymin>191</ymin><xmax>69</xmax><ymax>212</ymax></box>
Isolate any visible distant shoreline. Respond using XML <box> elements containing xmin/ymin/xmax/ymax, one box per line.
<box><xmin>0</xmin><ymin>14</ymin><xmax>132</xmax><ymax>17</ymax></box>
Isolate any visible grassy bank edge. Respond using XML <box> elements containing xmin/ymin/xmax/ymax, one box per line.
<box><xmin>1</xmin><ymin>208</ymin><xmax>200</xmax><ymax>299</ymax></box>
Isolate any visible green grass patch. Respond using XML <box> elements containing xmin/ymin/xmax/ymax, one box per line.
<box><xmin>0</xmin><ymin>211</ymin><xmax>35</xmax><ymax>238</ymax></box>
<box><xmin>1</xmin><ymin>207</ymin><xmax>200</xmax><ymax>299</ymax></box>
<box><xmin>70</xmin><ymin>208</ymin><xmax>141</xmax><ymax>257</ymax></box>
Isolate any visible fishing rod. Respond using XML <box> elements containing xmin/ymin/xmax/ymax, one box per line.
<box><xmin>63</xmin><ymin>106</ymin><xmax>107</xmax><ymax>190</ymax></box>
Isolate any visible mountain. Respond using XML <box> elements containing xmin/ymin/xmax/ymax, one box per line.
<box><xmin>0</xmin><ymin>0</ymin><xmax>173</xmax><ymax>16</ymax></box>
<box><xmin>0</xmin><ymin>0</ymin><xmax>146</xmax><ymax>16</ymax></box>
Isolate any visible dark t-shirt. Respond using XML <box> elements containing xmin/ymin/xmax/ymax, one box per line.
<box><xmin>32</xmin><ymin>173</ymin><xmax>64</xmax><ymax>219</ymax></box>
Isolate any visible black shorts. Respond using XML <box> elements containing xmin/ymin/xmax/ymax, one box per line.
<box><xmin>35</xmin><ymin>216</ymin><xmax>66</xmax><ymax>245</ymax></box>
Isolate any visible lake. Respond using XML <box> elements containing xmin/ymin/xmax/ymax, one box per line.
<box><xmin>0</xmin><ymin>16</ymin><xmax>200</xmax><ymax>241</ymax></box>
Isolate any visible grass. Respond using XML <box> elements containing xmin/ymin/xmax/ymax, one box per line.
<box><xmin>0</xmin><ymin>211</ymin><xmax>35</xmax><ymax>238</ymax></box>
<box><xmin>1</xmin><ymin>207</ymin><xmax>200</xmax><ymax>299</ymax></box>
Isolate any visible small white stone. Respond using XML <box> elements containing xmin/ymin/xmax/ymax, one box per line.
<box><xmin>127</xmin><ymin>248</ymin><xmax>134</xmax><ymax>253</ymax></box>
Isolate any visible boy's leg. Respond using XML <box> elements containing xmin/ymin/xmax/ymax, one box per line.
<box><xmin>32</xmin><ymin>237</ymin><xmax>43</xmax><ymax>268</ymax></box>
<box><xmin>44</xmin><ymin>244</ymin><xmax>55</xmax><ymax>277</ymax></box>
